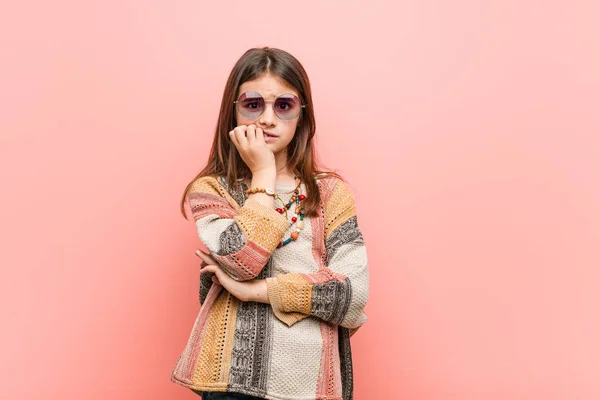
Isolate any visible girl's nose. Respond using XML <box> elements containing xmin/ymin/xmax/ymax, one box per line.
<box><xmin>258</xmin><ymin>104</ymin><xmax>277</xmax><ymax>127</ymax></box>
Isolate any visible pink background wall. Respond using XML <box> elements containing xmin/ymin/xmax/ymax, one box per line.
<box><xmin>2</xmin><ymin>1</ymin><xmax>599</xmax><ymax>399</ymax></box>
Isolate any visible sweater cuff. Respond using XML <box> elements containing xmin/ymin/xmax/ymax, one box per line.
<box><xmin>266</xmin><ymin>277</ymin><xmax>307</xmax><ymax>327</ymax></box>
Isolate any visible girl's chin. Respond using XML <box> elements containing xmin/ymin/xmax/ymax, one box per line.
<box><xmin>266</xmin><ymin>142</ymin><xmax>281</xmax><ymax>150</ymax></box>
<box><xmin>266</xmin><ymin>139</ymin><xmax>292</xmax><ymax>154</ymax></box>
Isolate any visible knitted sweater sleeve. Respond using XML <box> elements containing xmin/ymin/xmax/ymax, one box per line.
<box><xmin>188</xmin><ymin>176</ymin><xmax>290</xmax><ymax>282</ymax></box>
<box><xmin>265</xmin><ymin>180</ymin><xmax>369</xmax><ymax>332</ymax></box>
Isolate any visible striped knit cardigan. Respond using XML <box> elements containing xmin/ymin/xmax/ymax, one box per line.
<box><xmin>171</xmin><ymin>174</ymin><xmax>369</xmax><ymax>400</ymax></box>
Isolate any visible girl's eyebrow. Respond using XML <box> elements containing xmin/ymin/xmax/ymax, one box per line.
<box><xmin>240</xmin><ymin>90</ymin><xmax>298</xmax><ymax>101</ymax></box>
<box><xmin>265</xmin><ymin>93</ymin><xmax>297</xmax><ymax>100</ymax></box>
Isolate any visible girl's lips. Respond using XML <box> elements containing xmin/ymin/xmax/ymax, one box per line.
<box><xmin>264</xmin><ymin>132</ymin><xmax>278</xmax><ymax>141</ymax></box>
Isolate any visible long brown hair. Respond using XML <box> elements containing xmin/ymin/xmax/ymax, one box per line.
<box><xmin>180</xmin><ymin>47</ymin><xmax>342</xmax><ymax>219</ymax></box>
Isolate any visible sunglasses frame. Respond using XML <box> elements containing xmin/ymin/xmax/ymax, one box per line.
<box><xmin>233</xmin><ymin>91</ymin><xmax>306</xmax><ymax>120</ymax></box>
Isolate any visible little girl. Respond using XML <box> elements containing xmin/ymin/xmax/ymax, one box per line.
<box><xmin>171</xmin><ymin>47</ymin><xmax>369</xmax><ymax>400</ymax></box>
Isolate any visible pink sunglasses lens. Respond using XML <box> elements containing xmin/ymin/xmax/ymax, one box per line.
<box><xmin>273</xmin><ymin>94</ymin><xmax>301</xmax><ymax>120</ymax></box>
<box><xmin>237</xmin><ymin>91</ymin><xmax>265</xmax><ymax>118</ymax></box>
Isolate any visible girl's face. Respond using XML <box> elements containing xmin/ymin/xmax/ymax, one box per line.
<box><xmin>235</xmin><ymin>73</ymin><xmax>301</xmax><ymax>155</ymax></box>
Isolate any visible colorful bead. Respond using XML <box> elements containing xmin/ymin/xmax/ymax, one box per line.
<box><xmin>274</xmin><ymin>182</ymin><xmax>308</xmax><ymax>248</ymax></box>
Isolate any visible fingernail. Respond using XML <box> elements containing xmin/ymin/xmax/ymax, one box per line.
<box><xmin>195</xmin><ymin>249</ymin><xmax>201</xmax><ymax>255</ymax></box>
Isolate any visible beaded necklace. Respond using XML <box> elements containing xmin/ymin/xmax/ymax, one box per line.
<box><xmin>275</xmin><ymin>180</ymin><xmax>307</xmax><ymax>248</ymax></box>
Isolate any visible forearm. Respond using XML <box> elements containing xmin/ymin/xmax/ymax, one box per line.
<box><xmin>265</xmin><ymin>267</ymin><xmax>368</xmax><ymax>329</ymax></box>
<box><xmin>190</xmin><ymin>176</ymin><xmax>288</xmax><ymax>281</ymax></box>
<box><xmin>244</xmin><ymin>279</ymin><xmax>270</xmax><ymax>304</ymax></box>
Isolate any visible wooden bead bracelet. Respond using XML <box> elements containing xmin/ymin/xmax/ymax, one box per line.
<box><xmin>245</xmin><ymin>187</ymin><xmax>277</xmax><ymax>197</ymax></box>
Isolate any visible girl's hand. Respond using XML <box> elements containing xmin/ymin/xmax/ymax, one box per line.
<box><xmin>229</xmin><ymin>124</ymin><xmax>276</xmax><ymax>175</ymax></box>
<box><xmin>195</xmin><ymin>249</ymin><xmax>268</xmax><ymax>303</ymax></box>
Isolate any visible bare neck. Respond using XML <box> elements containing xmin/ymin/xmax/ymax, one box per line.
<box><xmin>274</xmin><ymin>149</ymin><xmax>296</xmax><ymax>186</ymax></box>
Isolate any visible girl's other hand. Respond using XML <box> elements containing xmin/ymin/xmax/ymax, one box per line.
<box><xmin>195</xmin><ymin>249</ymin><xmax>261</xmax><ymax>303</ymax></box>
<box><xmin>229</xmin><ymin>124</ymin><xmax>276</xmax><ymax>175</ymax></box>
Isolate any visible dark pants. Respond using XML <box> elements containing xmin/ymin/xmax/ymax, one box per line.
<box><xmin>191</xmin><ymin>389</ymin><xmax>264</xmax><ymax>400</ymax></box>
